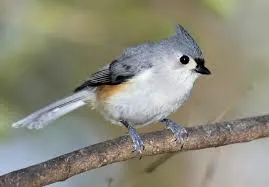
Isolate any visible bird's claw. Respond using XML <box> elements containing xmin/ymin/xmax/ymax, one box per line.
<box><xmin>168</xmin><ymin>124</ymin><xmax>188</xmax><ymax>143</ymax></box>
<box><xmin>128</xmin><ymin>125</ymin><xmax>145</xmax><ymax>155</ymax></box>
<box><xmin>161</xmin><ymin>119</ymin><xmax>188</xmax><ymax>144</ymax></box>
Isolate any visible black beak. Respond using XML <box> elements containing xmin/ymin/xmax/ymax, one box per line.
<box><xmin>195</xmin><ymin>65</ymin><xmax>211</xmax><ymax>75</ymax></box>
<box><xmin>194</xmin><ymin>58</ymin><xmax>211</xmax><ymax>75</ymax></box>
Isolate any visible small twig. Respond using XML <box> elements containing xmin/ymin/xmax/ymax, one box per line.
<box><xmin>1</xmin><ymin>114</ymin><xmax>269</xmax><ymax>187</ymax></box>
<box><xmin>199</xmin><ymin>104</ymin><xmax>235</xmax><ymax>187</ymax></box>
<box><xmin>106</xmin><ymin>178</ymin><xmax>113</xmax><ymax>187</ymax></box>
<box><xmin>144</xmin><ymin>153</ymin><xmax>177</xmax><ymax>173</ymax></box>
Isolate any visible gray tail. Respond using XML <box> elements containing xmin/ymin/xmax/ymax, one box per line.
<box><xmin>12</xmin><ymin>90</ymin><xmax>93</xmax><ymax>129</ymax></box>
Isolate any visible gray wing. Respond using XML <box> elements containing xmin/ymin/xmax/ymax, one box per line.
<box><xmin>74</xmin><ymin>47</ymin><xmax>153</xmax><ymax>92</ymax></box>
<box><xmin>74</xmin><ymin>64</ymin><xmax>113</xmax><ymax>92</ymax></box>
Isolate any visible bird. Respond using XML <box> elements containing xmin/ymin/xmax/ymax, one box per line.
<box><xmin>12</xmin><ymin>24</ymin><xmax>211</xmax><ymax>154</ymax></box>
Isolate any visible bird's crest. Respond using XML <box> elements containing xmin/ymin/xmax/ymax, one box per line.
<box><xmin>173</xmin><ymin>24</ymin><xmax>203</xmax><ymax>59</ymax></box>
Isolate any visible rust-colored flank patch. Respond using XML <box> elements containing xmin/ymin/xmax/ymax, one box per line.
<box><xmin>97</xmin><ymin>83</ymin><xmax>130</xmax><ymax>102</ymax></box>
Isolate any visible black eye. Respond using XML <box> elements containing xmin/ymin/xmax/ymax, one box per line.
<box><xmin>180</xmin><ymin>55</ymin><xmax>190</xmax><ymax>65</ymax></box>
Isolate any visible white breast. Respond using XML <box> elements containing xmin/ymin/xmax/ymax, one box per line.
<box><xmin>95</xmin><ymin>67</ymin><xmax>199</xmax><ymax>126</ymax></box>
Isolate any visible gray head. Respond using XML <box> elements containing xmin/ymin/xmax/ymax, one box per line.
<box><xmin>109</xmin><ymin>24</ymin><xmax>210</xmax><ymax>82</ymax></box>
<box><xmin>167</xmin><ymin>24</ymin><xmax>211</xmax><ymax>75</ymax></box>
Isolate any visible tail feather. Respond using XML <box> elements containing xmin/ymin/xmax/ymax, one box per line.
<box><xmin>12</xmin><ymin>90</ymin><xmax>93</xmax><ymax>129</ymax></box>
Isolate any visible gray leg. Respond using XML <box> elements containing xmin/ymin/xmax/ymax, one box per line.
<box><xmin>160</xmin><ymin>118</ymin><xmax>188</xmax><ymax>143</ymax></box>
<box><xmin>121</xmin><ymin>120</ymin><xmax>144</xmax><ymax>154</ymax></box>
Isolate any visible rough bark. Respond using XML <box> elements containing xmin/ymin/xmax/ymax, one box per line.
<box><xmin>1</xmin><ymin>114</ymin><xmax>269</xmax><ymax>187</ymax></box>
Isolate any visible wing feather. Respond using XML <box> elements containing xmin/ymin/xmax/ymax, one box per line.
<box><xmin>74</xmin><ymin>60</ymin><xmax>135</xmax><ymax>92</ymax></box>
<box><xmin>74</xmin><ymin>46</ymin><xmax>154</xmax><ymax>92</ymax></box>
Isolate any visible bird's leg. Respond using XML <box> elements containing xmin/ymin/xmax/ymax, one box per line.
<box><xmin>121</xmin><ymin>120</ymin><xmax>144</xmax><ymax>154</ymax></box>
<box><xmin>160</xmin><ymin>118</ymin><xmax>188</xmax><ymax>143</ymax></box>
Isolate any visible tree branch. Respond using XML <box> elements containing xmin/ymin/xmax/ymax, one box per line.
<box><xmin>1</xmin><ymin>114</ymin><xmax>269</xmax><ymax>187</ymax></box>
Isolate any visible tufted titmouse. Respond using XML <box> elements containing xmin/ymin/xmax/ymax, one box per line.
<box><xmin>12</xmin><ymin>24</ymin><xmax>210</xmax><ymax>153</ymax></box>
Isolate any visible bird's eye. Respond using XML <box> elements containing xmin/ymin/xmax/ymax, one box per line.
<box><xmin>180</xmin><ymin>55</ymin><xmax>190</xmax><ymax>65</ymax></box>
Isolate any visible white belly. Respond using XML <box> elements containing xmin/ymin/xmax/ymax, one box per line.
<box><xmin>94</xmin><ymin>69</ymin><xmax>197</xmax><ymax>126</ymax></box>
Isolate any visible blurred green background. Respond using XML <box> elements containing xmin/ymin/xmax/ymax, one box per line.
<box><xmin>1</xmin><ymin>0</ymin><xmax>269</xmax><ymax>186</ymax></box>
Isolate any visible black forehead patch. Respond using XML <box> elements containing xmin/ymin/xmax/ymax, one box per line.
<box><xmin>194</xmin><ymin>58</ymin><xmax>205</xmax><ymax>66</ymax></box>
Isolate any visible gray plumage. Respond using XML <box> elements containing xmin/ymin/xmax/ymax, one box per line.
<box><xmin>171</xmin><ymin>24</ymin><xmax>203</xmax><ymax>59</ymax></box>
<box><xmin>12</xmin><ymin>24</ymin><xmax>207</xmax><ymax>130</ymax></box>
<box><xmin>12</xmin><ymin>90</ymin><xmax>93</xmax><ymax>129</ymax></box>
<box><xmin>75</xmin><ymin>24</ymin><xmax>203</xmax><ymax>92</ymax></box>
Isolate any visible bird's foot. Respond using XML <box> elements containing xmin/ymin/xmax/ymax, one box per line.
<box><xmin>121</xmin><ymin>120</ymin><xmax>144</xmax><ymax>156</ymax></box>
<box><xmin>128</xmin><ymin>125</ymin><xmax>145</xmax><ymax>154</ymax></box>
<box><xmin>160</xmin><ymin>118</ymin><xmax>188</xmax><ymax>144</ymax></box>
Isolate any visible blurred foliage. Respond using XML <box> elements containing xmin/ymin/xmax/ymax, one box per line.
<box><xmin>0</xmin><ymin>99</ymin><xmax>12</xmax><ymax>139</ymax></box>
<box><xmin>203</xmin><ymin>0</ymin><xmax>238</xmax><ymax>17</ymax></box>
<box><xmin>1</xmin><ymin>0</ymin><xmax>269</xmax><ymax>187</ymax></box>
